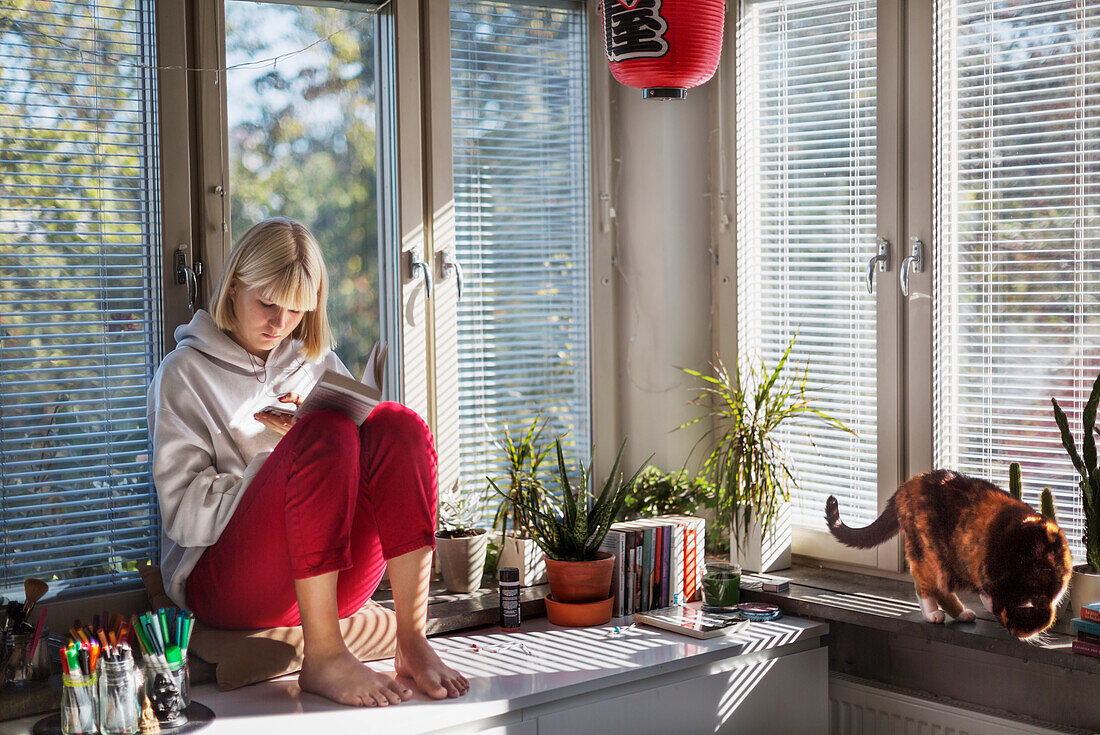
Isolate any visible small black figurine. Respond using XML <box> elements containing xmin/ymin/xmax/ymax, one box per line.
<box><xmin>149</xmin><ymin>672</ymin><xmax>187</xmax><ymax>727</ymax></box>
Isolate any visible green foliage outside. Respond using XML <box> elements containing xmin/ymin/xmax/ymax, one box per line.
<box><xmin>225</xmin><ymin>2</ymin><xmax>380</xmax><ymax>378</ymax></box>
<box><xmin>0</xmin><ymin>1</ymin><xmax>161</xmax><ymax>595</ymax></box>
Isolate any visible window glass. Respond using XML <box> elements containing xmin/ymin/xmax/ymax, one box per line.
<box><xmin>736</xmin><ymin>0</ymin><xmax>879</xmax><ymax>530</ymax></box>
<box><xmin>0</xmin><ymin>0</ymin><xmax>162</xmax><ymax>597</ymax></box>
<box><xmin>449</xmin><ymin>0</ymin><xmax>592</xmax><ymax>515</ymax></box>
<box><xmin>934</xmin><ymin>0</ymin><xmax>1100</xmax><ymax>559</ymax></box>
<box><xmin>225</xmin><ymin>1</ymin><xmax>382</xmax><ymax>378</ymax></box>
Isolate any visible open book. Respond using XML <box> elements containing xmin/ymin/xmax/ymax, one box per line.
<box><xmin>297</xmin><ymin>341</ymin><xmax>388</xmax><ymax>426</ymax></box>
<box><xmin>634</xmin><ymin>605</ymin><xmax>750</xmax><ymax>639</ymax></box>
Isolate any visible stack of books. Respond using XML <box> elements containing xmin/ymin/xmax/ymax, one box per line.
<box><xmin>599</xmin><ymin>515</ymin><xmax>706</xmax><ymax>617</ymax></box>
<box><xmin>1071</xmin><ymin>602</ymin><xmax>1100</xmax><ymax>658</ymax></box>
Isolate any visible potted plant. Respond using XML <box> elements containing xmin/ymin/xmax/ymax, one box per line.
<box><xmin>1052</xmin><ymin>373</ymin><xmax>1100</xmax><ymax>618</ymax></box>
<box><xmin>496</xmin><ymin>437</ymin><xmax>646</xmax><ymax>626</ymax></box>
<box><xmin>435</xmin><ymin>480</ymin><xmax>490</xmax><ymax>594</ymax></box>
<box><xmin>492</xmin><ymin>415</ymin><xmax>553</xmax><ymax>587</ymax></box>
<box><xmin>682</xmin><ymin>336</ymin><xmax>851</xmax><ymax>573</ymax></box>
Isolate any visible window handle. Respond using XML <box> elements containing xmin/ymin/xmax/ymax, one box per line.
<box><xmin>441</xmin><ymin>250</ymin><xmax>464</xmax><ymax>301</ymax></box>
<box><xmin>408</xmin><ymin>250</ymin><xmax>432</xmax><ymax>301</ymax></box>
<box><xmin>867</xmin><ymin>238</ymin><xmax>889</xmax><ymax>294</ymax></box>
<box><xmin>900</xmin><ymin>238</ymin><xmax>924</xmax><ymax>298</ymax></box>
<box><xmin>174</xmin><ymin>244</ymin><xmax>203</xmax><ymax>312</ymax></box>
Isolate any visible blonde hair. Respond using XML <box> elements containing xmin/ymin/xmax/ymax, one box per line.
<box><xmin>210</xmin><ymin>217</ymin><xmax>334</xmax><ymax>361</ymax></box>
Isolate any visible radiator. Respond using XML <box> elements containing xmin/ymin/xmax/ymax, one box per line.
<box><xmin>829</xmin><ymin>673</ymin><xmax>1087</xmax><ymax>735</ymax></box>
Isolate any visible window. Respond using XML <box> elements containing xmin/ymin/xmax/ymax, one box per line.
<box><xmin>736</xmin><ymin>0</ymin><xmax>880</xmax><ymax>540</ymax></box>
<box><xmin>0</xmin><ymin>0</ymin><xmax>162</xmax><ymax>597</ymax></box>
<box><xmin>449</xmin><ymin>0</ymin><xmax>592</xmax><ymax>509</ymax></box>
<box><xmin>225</xmin><ymin>1</ymin><xmax>385</xmax><ymax>379</ymax></box>
<box><xmin>933</xmin><ymin>0</ymin><xmax>1100</xmax><ymax>559</ymax></box>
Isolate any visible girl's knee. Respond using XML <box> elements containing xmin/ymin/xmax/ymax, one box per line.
<box><xmin>295</xmin><ymin>409</ymin><xmax>359</xmax><ymax>450</ymax></box>
<box><xmin>364</xmin><ymin>402</ymin><xmax>434</xmax><ymax>449</ymax></box>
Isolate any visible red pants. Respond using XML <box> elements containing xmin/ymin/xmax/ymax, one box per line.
<box><xmin>186</xmin><ymin>403</ymin><xmax>438</xmax><ymax>629</ymax></box>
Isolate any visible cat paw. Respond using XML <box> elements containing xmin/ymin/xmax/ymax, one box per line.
<box><xmin>955</xmin><ymin>609</ymin><xmax>976</xmax><ymax>623</ymax></box>
<box><xmin>923</xmin><ymin>610</ymin><xmax>946</xmax><ymax>624</ymax></box>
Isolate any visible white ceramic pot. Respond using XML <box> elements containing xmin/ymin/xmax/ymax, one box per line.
<box><xmin>729</xmin><ymin>501</ymin><xmax>791</xmax><ymax>573</ymax></box>
<box><xmin>435</xmin><ymin>529</ymin><xmax>489</xmax><ymax>594</ymax></box>
<box><xmin>1070</xmin><ymin>564</ymin><xmax>1100</xmax><ymax>619</ymax></box>
<box><xmin>497</xmin><ymin>534</ymin><xmax>547</xmax><ymax>587</ymax></box>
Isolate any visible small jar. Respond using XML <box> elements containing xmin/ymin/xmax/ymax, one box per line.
<box><xmin>60</xmin><ymin>672</ymin><xmax>98</xmax><ymax>735</ymax></box>
<box><xmin>3</xmin><ymin>629</ymin><xmax>51</xmax><ymax>685</ymax></box>
<box><xmin>98</xmin><ymin>656</ymin><xmax>142</xmax><ymax>735</ymax></box>
<box><xmin>701</xmin><ymin>561</ymin><xmax>741</xmax><ymax>611</ymax></box>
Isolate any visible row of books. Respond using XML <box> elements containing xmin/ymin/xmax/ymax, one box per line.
<box><xmin>598</xmin><ymin>515</ymin><xmax>706</xmax><ymax>618</ymax></box>
<box><xmin>1071</xmin><ymin>602</ymin><xmax>1100</xmax><ymax>658</ymax></box>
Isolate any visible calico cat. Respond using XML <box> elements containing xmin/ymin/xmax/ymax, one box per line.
<box><xmin>825</xmin><ymin>469</ymin><xmax>1071</xmax><ymax>639</ymax></box>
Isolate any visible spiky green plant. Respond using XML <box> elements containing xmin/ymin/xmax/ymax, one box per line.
<box><xmin>681</xmin><ymin>336</ymin><xmax>853</xmax><ymax>555</ymax></box>
<box><xmin>490</xmin><ymin>415</ymin><xmax>553</xmax><ymax>540</ymax></box>
<box><xmin>1041</xmin><ymin>488</ymin><xmax>1057</xmax><ymax>522</ymax></box>
<box><xmin>1052</xmin><ymin>372</ymin><xmax>1100</xmax><ymax>572</ymax></box>
<box><xmin>491</xmin><ymin>438</ymin><xmax>647</xmax><ymax>562</ymax></box>
<box><xmin>1009</xmin><ymin>462</ymin><xmax>1023</xmax><ymax>501</ymax></box>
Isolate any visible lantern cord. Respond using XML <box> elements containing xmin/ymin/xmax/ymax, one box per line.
<box><xmin>3</xmin><ymin>0</ymin><xmax>392</xmax><ymax>74</ymax></box>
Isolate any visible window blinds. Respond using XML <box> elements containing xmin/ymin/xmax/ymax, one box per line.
<box><xmin>736</xmin><ymin>0</ymin><xmax>879</xmax><ymax>529</ymax></box>
<box><xmin>0</xmin><ymin>0</ymin><xmax>162</xmax><ymax>597</ymax></box>
<box><xmin>934</xmin><ymin>0</ymin><xmax>1100</xmax><ymax>560</ymax></box>
<box><xmin>449</xmin><ymin>0</ymin><xmax>591</xmax><ymax>516</ymax></box>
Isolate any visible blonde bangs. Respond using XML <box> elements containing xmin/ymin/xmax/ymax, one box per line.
<box><xmin>256</xmin><ymin>265</ymin><xmax>320</xmax><ymax>313</ymax></box>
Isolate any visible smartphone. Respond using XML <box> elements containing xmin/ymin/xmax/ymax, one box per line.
<box><xmin>259</xmin><ymin>406</ymin><xmax>296</xmax><ymax>418</ymax></box>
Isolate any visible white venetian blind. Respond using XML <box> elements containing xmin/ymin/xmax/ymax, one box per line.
<box><xmin>736</xmin><ymin>0</ymin><xmax>879</xmax><ymax>530</ymax></box>
<box><xmin>934</xmin><ymin>0</ymin><xmax>1100</xmax><ymax>560</ymax></box>
<box><xmin>449</xmin><ymin>0</ymin><xmax>591</xmax><ymax>514</ymax></box>
<box><xmin>0</xmin><ymin>0</ymin><xmax>162</xmax><ymax>597</ymax></box>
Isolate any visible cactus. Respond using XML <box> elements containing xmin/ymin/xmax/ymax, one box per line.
<box><xmin>1040</xmin><ymin>487</ymin><xmax>1057</xmax><ymax>522</ymax></box>
<box><xmin>1052</xmin><ymin>370</ymin><xmax>1100</xmax><ymax>572</ymax></box>
<box><xmin>1009</xmin><ymin>462</ymin><xmax>1023</xmax><ymax>501</ymax></box>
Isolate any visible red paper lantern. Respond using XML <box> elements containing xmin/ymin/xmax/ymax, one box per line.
<box><xmin>601</xmin><ymin>0</ymin><xmax>726</xmax><ymax>100</ymax></box>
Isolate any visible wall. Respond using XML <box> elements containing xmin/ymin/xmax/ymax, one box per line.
<box><xmin>611</xmin><ymin>82</ymin><xmax>715</xmax><ymax>476</ymax></box>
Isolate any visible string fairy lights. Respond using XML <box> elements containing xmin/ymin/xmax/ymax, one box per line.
<box><xmin>1</xmin><ymin>0</ymin><xmax>392</xmax><ymax>74</ymax></box>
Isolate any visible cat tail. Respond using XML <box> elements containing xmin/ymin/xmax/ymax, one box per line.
<box><xmin>825</xmin><ymin>495</ymin><xmax>899</xmax><ymax>549</ymax></box>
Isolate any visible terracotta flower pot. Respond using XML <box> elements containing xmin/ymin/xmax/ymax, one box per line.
<box><xmin>544</xmin><ymin>551</ymin><xmax>615</xmax><ymax>603</ymax></box>
<box><xmin>545</xmin><ymin>594</ymin><xmax>614</xmax><ymax>627</ymax></box>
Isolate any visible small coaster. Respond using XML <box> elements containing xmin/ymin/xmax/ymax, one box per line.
<box><xmin>34</xmin><ymin>701</ymin><xmax>215</xmax><ymax>735</ymax></box>
<box><xmin>701</xmin><ymin>605</ymin><xmax>742</xmax><ymax>617</ymax></box>
<box><xmin>737</xmin><ymin>602</ymin><xmax>782</xmax><ymax>621</ymax></box>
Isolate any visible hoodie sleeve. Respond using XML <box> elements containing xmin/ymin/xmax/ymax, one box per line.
<box><xmin>147</xmin><ymin>359</ymin><xmax>269</xmax><ymax>548</ymax></box>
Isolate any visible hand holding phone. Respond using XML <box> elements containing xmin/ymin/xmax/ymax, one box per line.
<box><xmin>254</xmin><ymin>393</ymin><xmax>303</xmax><ymax>436</ymax></box>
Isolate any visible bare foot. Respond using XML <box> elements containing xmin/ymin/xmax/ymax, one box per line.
<box><xmin>394</xmin><ymin>635</ymin><xmax>469</xmax><ymax>699</ymax></box>
<box><xmin>300</xmin><ymin>648</ymin><xmax>412</xmax><ymax>707</ymax></box>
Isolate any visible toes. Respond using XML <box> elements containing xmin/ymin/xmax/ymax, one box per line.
<box><xmin>923</xmin><ymin>610</ymin><xmax>945</xmax><ymax>624</ymax></box>
<box><xmin>389</xmin><ymin>681</ymin><xmax>413</xmax><ymax>701</ymax></box>
<box><xmin>956</xmin><ymin>609</ymin><xmax>976</xmax><ymax>623</ymax></box>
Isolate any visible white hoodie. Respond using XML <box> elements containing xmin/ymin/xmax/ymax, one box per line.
<box><xmin>147</xmin><ymin>310</ymin><xmax>348</xmax><ymax>607</ymax></box>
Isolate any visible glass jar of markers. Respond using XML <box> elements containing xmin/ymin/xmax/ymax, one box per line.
<box><xmin>60</xmin><ymin>670</ymin><xmax>98</xmax><ymax>735</ymax></box>
<box><xmin>141</xmin><ymin>648</ymin><xmax>189</xmax><ymax>727</ymax></box>
<box><xmin>98</xmin><ymin>654</ymin><xmax>142</xmax><ymax>735</ymax></box>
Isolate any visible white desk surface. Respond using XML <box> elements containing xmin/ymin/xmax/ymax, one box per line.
<box><xmin>1</xmin><ymin>609</ymin><xmax>828</xmax><ymax>735</ymax></box>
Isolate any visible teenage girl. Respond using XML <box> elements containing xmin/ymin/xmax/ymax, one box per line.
<box><xmin>147</xmin><ymin>217</ymin><xmax>469</xmax><ymax>707</ymax></box>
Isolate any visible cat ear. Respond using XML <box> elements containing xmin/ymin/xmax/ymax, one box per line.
<box><xmin>1022</xmin><ymin>515</ymin><xmax>1043</xmax><ymax>524</ymax></box>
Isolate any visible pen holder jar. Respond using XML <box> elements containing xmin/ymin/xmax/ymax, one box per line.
<box><xmin>98</xmin><ymin>657</ymin><xmax>142</xmax><ymax>735</ymax></box>
<box><xmin>3</xmin><ymin>629</ymin><xmax>51</xmax><ymax>685</ymax></box>
<box><xmin>142</xmin><ymin>650</ymin><xmax>189</xmax><ymax>727</ymax></box>
<box><xmin>60</xmin><ymin>672</ymin><xmax>99</xmax><ymax>735</ymax></box>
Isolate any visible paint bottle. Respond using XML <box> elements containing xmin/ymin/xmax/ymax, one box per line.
<box><xmin>499</xmin><ymin>567</ymin><xmax>521</xmax><ymax>631</ymax></box>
